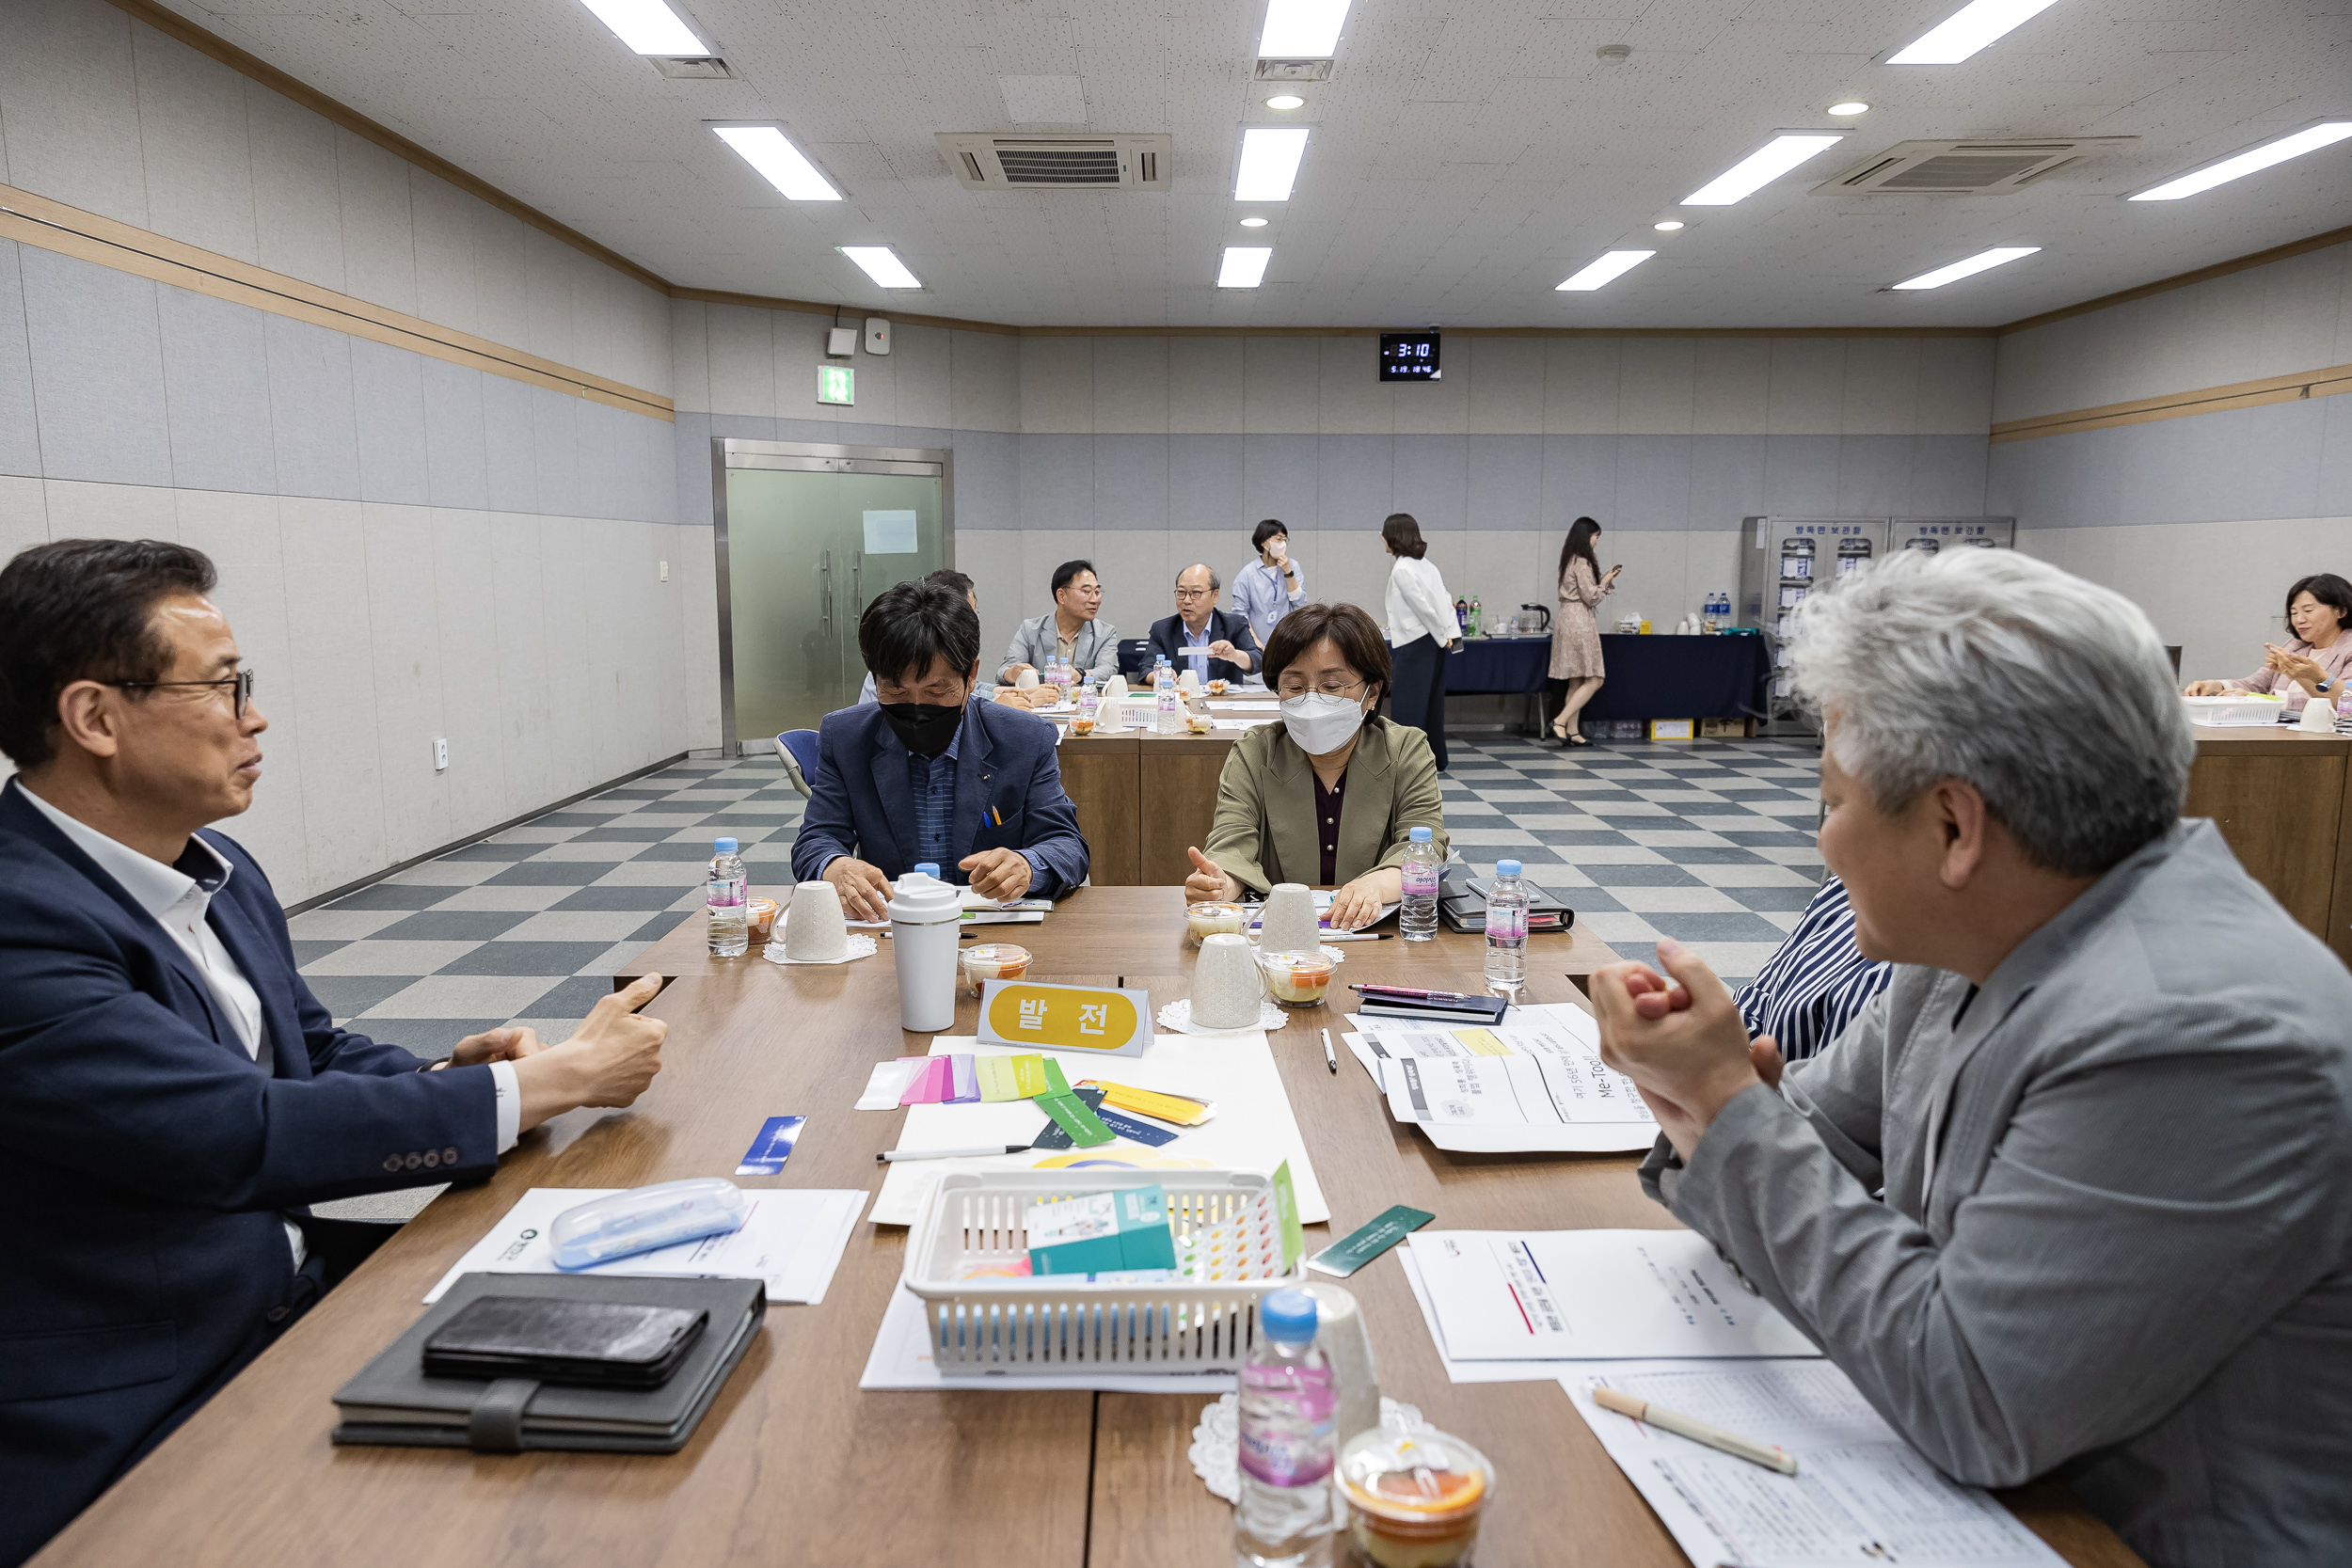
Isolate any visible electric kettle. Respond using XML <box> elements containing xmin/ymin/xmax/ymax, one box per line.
<box><xmin>1518</xmin><ymin>603</ymin><xmax>1550</xmax><ymax>633</ymax></box>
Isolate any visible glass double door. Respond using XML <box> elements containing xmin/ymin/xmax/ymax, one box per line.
<box><xmin>720</xmin><ymin>443</ymin><xmax>948</xmax><ymax>743</ymax></box>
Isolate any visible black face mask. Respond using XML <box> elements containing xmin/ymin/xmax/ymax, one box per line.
<box><xmin>880</xmin><ymin>699</ymin><xmax>965</xmax><ymax>758</ymax></box>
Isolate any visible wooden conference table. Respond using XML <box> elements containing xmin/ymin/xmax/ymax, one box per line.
<box><xmin>2186</xmin><ymin>723</ymin><xmax>2352</xmax><ymax>965</ymax></box>
<box><xmin>34</xmin><ymin>890</ymin><xmax>2137</xmax><ymax>1568</ymax></box>
<box><xmin>1055</xmin><ymin>687</ymin><xmax>1278</xmax><ymax>885</ymax></box>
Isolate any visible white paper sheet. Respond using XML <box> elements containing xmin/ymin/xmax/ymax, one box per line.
<box><xmin>1356</xmin><ymin>1002</ymin><xmax>1660</xmax><ymax>1153</ymax></box>
<box><xmin>1397</xmin><ymin>1247</ymin><xmax>1567</xmax><ymax>1383</ymax></box>
<box><xmin>1563</xmin><ymin>1361</ymin><xmax>2067</xmax><ymax>1568</ymax></box>
<box><xmin>422</xmin><ymin>1187</ymin><xmax>868</xmax><ymax>1306</ymax></box>
<box><xmin>859</xmin><ymin>1283</ymin><xmax>1238</xmax><ymax>1392</ymax></box>
<box><xmin>868</xmin><ymin>1033</ymin><xmax>1329</xmax><ymax>1226</ymax></box>
<box><xmin>1406</xmin><ymin>1230</ymin><xmax>1819</xmax><ymax>1361</ymax></box>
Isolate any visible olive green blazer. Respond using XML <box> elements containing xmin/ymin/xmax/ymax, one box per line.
<box><xmin>1200</xmin><ymin>719</ymin><xmax>1449</xmax><ymax>894</ymax></box>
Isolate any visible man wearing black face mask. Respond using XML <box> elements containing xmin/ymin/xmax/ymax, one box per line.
<box><xmin>790</xmin><ymin>579</ymin><xmax>1089</xmax><ymax>921</ymax></box>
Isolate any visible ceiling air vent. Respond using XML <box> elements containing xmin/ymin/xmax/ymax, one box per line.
<box><xmin>1255</xmin><ymin>58</ymin><xmax>1334</xmax><ymax>82</ymax></box>
<box><xmin>1814</xmin><ymin>137</ymin><xmax>2132</xmax><ymax>195</ymax></box>
<box><xmin>937</xmin><ymin>133</ymin><xmax>1172</xmax><ymax>191</ymax></box>
<box><xmin>649</xmin><ymin>55</ymin><xmax>735</xmax><ymax>79</ymax></box>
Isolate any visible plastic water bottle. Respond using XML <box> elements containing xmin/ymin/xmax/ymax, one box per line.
<box><xmin>1234</xmin><ymin>1290</ymin><xmax>1336</xmax><ymax>1568</ymax></box>
<box><xmin>1468</xmin><ymin>595</ymin><xmax>1483</xmax><ymax>636</ymax></box>
<box><xmin>1156</xmin><ymin>684</ymin><xmax>1182</xmax><ymax>735</ymax></box>
<box><xmin>1485</xmin><ymin>859</ymin><xmax>1529</xmax><ymax>989</ymax></box>
<box><xmin>1399</xmin><ymin>826</ymin><xmax>1441</xmax><ymax>942</ymax></box>
<box><xmin>707</xmin><ymin>837</ymin><xmax>748</xmax><ymax>958</ymax></box>
<box><xmin>1077</xmin><ymin>678</ymin><xmax>1100</xmax><ymax>721</ymax></box>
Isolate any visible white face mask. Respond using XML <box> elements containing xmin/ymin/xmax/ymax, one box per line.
<box><xmin>1279</xmin><ymin>691</ymin><xmax>1368</xmax><ymax>754</ymax></box>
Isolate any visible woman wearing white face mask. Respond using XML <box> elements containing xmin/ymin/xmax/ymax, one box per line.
<box><xmin>1184</xmin><ymin>603</ymin><xmax>1449</xmax><ymax>930</ymax></box>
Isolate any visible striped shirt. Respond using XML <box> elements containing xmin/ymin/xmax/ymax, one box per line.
<box><xmin>1734</xmin><ymin>873</ymin><xmax>1892</xmax><ymax>1063</ymax></box>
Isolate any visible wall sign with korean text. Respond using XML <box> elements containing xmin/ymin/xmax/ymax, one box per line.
<box><xmin>977</xmin><ymin>980</ymin><xmax>1151</xmax><ymax>1056</ymax></box>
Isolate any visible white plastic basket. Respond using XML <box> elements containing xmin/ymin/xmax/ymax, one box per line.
<box><xmin>900</xmin><ymin>1169</ymin><xmax>1307</xmax><ymax>1375</ymax></box>
<box><xmin>2185</xmin><ymin>692</ymin><xmax>2286</xmax><ymax>727</ymax></box>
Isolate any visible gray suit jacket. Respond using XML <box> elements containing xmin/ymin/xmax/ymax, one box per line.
<box><xmin>1201</xmin><ymin>720</ymin><xmax>1448</xmax><ymax>895</ymax></box>
<box><xmin>1643</xmin><ymin>820</ymin><xmax>2352</xmax><ymax>1568</ymax></box>
<box><xmin>1000</xmin><ymin>613</ymin><xmax>1118</xmax><ymax>682</ymax></box>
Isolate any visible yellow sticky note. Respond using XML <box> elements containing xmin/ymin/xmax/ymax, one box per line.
<box><xmin>1454</xmin><ymin>1029</ymin><xmax>1516</xmax><ymax>1057</ymax></box>
<box><xmin>977</xmin><ymin>1055</ymin><xmax>1022</xmax><ymax>1102</ymax></box>
<box><xmin>1009</xmin><ymin>1054</ymin><xmax>1052</xmax><ymax>1098</ymax></box>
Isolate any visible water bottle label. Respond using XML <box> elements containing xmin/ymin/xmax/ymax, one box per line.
<box><xmin>1486</xmin><ymin>906</ymin><xmax>1526</xmax><ymax>943</ymax></box>
<box><xmin>1236</xmin><ymin>1369</ymin><xmax>1336</xmax><ymax>1486</ymax></box>
<box><xmin>708</xmin><ymin>879</ymin><xmax>746</xmax><ymax>908</ymax></box>
<box><xmin>1401</xmin><ymin>864</ymin><xmax>1439</xmax><ymax>897</ymax></box>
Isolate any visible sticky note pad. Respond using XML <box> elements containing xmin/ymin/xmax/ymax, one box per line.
<box><xmin>977</xmin><ymin>1055</ymin><xmax>1022</xmax><ymax>1102</ymax></box>
<box><xmin>948</xmin><ymin>1055</ymin><xmax>979</xmax><ymax>1103</ymax></box>
<box><xmin>1042</xmin><ymin>1058</ymin><xmax>1072</xmax><ymax>1097</ymax></box>
<box><xmin>1010</xmin><ymin>1054</ymin><xmax>1052</xmax><ymax>1098</ymax></box>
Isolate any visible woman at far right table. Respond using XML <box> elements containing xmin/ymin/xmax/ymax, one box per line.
<box><xmin>2183</xmin><ymin>572</ymin><xmax>2352</xmax><ymax>715</ymax></box>
<box><xmin>1548</xmin><ymin>515</ymin><xmax>1621</xmax><ymax>747</ymax></box>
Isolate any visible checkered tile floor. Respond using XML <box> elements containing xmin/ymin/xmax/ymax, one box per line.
<box><xmin>298</xmin><ymin>736</ymin><xmax>1821</xmax><ymax>1218</ymax></box>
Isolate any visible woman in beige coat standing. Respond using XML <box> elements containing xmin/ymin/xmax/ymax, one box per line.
<box><xmin>1549</xmin><ymin>516</ymin><xmax>1620</xmax><ymax>746</ymax></box>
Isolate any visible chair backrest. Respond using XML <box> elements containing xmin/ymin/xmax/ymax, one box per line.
<box><xmin>1117</xmin><ymin>638</ymin><xmax>1154</xmax><ymax>677</ymax></box>
<box><xmin>776</xmin><ymin>730</ymin><xmax>821</xmax><ymax>798</ymax></box>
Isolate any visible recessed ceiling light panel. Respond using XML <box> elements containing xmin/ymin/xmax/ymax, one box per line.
<box><xmin>839</xmin><ymin>246</ymin><xmax>924</xmax><ymax>289</ymax></box>
<box><xmin>1828</xmin><ymin>102</ymin><xmax>1870</xmax><ymax>116</ymax></box>
<box><xmin>1887</xmin><ymin>0</ymin><xmax>2062</xmax><ymax>65</ymax></box>
<box><xmin>578</xmin><ymin>0</ymin><xmax>705</xmax><ymax>55</ymax></box>
<box><xmin>2129</xmin><ymin>121</ymin><xmax>2352</xmax><ymax>200</ymax></box>
<box><xmin>1259</xmin><ymin>0</ymin><xmax>1351</xmax><ymax>58</ymax></box>
<box><xmin>1234</xmin><ymin>127</ymin><xmax>1311</xmax><ymax>201</ymax></box>
<box><xmin>1240</xmin><ymin>216</ymin><xmax>1269</xmax><ymax>227</ymax></box>
<box><xmin>1265</xmin><ymin>94</ymin><xmax>1306</xmax><ymax>110</ymax></box>
<box><xmin>1891</xmin><ymin>245</ymin><xmax>2040</xmax><ymax>290</ymax></box>
<box><xmin>1681</xmin><ymin>133</ymin><xmax>1844</xmax><ymax>205</ymax></box>
<box><xmin>1218</xmin><ymin>246</ymin><xmax>1273</xmax><ymax>288</ymax></box>
<box><xmin>713</xmin><ymin>125</ymin><xmax>842</xmax><ymax>200</ymax></box>
<box><xmin>1652</xmin><ymin>220</ymin><xmax>1684</xmax><ymax>231</ymax></box>
<box><xmin>1556</xmin><ymin>250</ymin><xmax>1656</xmax><ymax>291</ymax></box>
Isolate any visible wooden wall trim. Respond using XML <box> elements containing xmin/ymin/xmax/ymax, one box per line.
<box><xmin>1990</xmin><ymin>360</ymin><xmax>2352</xmax><ymax>444</ymax></box>
<box><xmin>1997</xmin><ymin>225</ymin><xmax>2352</xmax><ymax>338</ymax></box>
<box><xmin>0</xmin><ymin>183</ymin><xmax>675</xmax><ymax>421</ymax></box>
<box><xmin>668</xmin><ymin>287</ymin><xmax>1019</xmax><ymax>337</ymax></box>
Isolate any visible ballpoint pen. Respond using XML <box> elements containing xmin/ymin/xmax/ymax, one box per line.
<box><xmin>877</xmin><ymin>1145</ymin><xmax>1033</xmax><ymax>1163</ymax></box>
<box><xmin>1321</xmin><ymin>1027</ymin><xmax>1337</xmax><ymax>1074</ymax></box>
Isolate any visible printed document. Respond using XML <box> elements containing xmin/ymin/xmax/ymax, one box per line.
<box><xmin>1407</xmin><ymin>1230</ymin><xmax>1818</xmax><ymax>1361</ymax></box>
<box><xmin>1350</xmin><ymin>1002</ymin><xmax>1659</xmax><ymax>1152</ymax></box>
<box><xmin>1564</xmin><ymin>1360</ymin><xmax>2066</xmax><ymax>1568</ymax></box>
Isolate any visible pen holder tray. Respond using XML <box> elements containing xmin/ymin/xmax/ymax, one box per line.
<box><xmin>901</xmin><ymin>1170</ymin><xmax>1306</xmax><ymax>1375</ymax></box>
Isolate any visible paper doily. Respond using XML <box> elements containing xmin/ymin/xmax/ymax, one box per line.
<box><xmin>1157</xmin><ymin>997</ymin><xmax>1286</xmax><ymax>1035</ymax></box>
<box><xmin>1188</xmin><ymin>1393</ymin><xmax>1424</xmax><ymax>1505</ymax></box>
<box><xmin>760</xmin><ymin>933</ymin><xmax>878</xmax><ymax>966</ymax></box>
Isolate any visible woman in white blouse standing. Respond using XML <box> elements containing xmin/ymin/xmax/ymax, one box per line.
<box><xmin>1380</xmin><ymin>513</ymin><xmax>1458</xmax><ymax>771</ymax></box>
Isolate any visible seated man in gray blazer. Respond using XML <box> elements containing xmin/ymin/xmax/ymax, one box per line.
<box><xmin>1592</xmin><ymin>548</ymin><xmax>2352</xmax><ymax>1568</ymax></box>
<box><xmin>999</xmin><ymin>559</ymin><xmax>1117</xmax><ymax>684</ymax></box>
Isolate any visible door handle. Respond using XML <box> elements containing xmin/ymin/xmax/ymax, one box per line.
<box><xmin>820</xmin><ymin>549</ymin><xmax>833</xmax><ymax>634</ymax></box>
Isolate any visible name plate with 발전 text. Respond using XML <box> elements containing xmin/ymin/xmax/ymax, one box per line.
<box><xmin>977</xmin><ymin>980</ymin><xmax>1151</xmax><ymax>1055</ymax></box>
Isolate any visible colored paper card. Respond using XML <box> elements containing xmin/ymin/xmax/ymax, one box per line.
<box><xmin>1080</xmin><ymin>1080</ymin><xmax>1215</xmax><ymax>1128</ymax></box>
<box><xmin>1010</xmin><ymin>1054</ymin><xmax>1052</xmax><ymax>1098</ymax></box>
<box><xmin>1306</xmin><ymin>1205</ymin><xmax>1435</xmax><ymax>1278</ymax></box>
<box><xmin>736</xmin><ymin>1116</ymin><xmax>806</xmax><ymax>1176</ymax></box>
<box><xmin>857</xmin><ymin>1059</ymin><xmax>924</xmax><ymax>1111</ymax></box>
<box><xmin>899</xmin><ymin>1055</ymin><xmax>954</xmax><ymax>1106</ymax></box>
<box><xmin>1037</xmin><ymin>1091</ymin><xmax>1115</xmax><ymax>1148</ymax></box>
<box><xmin>976</xmin><ymin>1055</ymin><xmax>1022</xmax><ymax>1102</ymax></box>
<box><xmin>977</xmin><ymin>979</ymin><xmax>1151</xmax><ymax>1056</ymax></box>
<box><xmin>1042</xmin><ymin>1058</ymin><xmax>1072</xmax><ymax>1097</ymax></box>
<box><xmin>1273</xmin><ymin>1161</ymin><xmax>1304</xmax><ymax>1269</ymax></box>
<box><xmin>948</xmin><ymin>1055</ymin><xmax>979</xmax><ymax>1103</ymax></box>
<box><xmin>1093</xmin><ymin>1105</ymin><xmax>1178</xmax><ymax>1148</ymax></box>
<box><xmin>1032</xmin><ymin>1088</ymin><xmax>1107</xmax><ymax>1150</ymax></box>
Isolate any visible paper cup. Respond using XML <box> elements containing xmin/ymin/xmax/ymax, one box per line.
<box><xmin>785</xmin><ymin>879</ymin><xmax>849</xmax><ymax>961</ymax></box>
<box><xmin>1015</xmin><ymin>668</ymin><xmax>1040</xmax><ymax>689</ymax></box>
<box><xmin>1178</xmin><ymin>669</ymin><xmax>1200</xmax><ymax>693</ymax></box>
<box><xmin>1190</xmin><ymin>933</ymin><xmax>1265</xmax><ymax>1028</ymax></box>
<box><xmin>1104</xmin><ymin>675</ymin><xmax>1129</xmax><ymax>704</ymax></box>
<box><xmin>1258</xmin><ymin>882</ymin><xmax>1322</xmax><ymax>954</ymax></box>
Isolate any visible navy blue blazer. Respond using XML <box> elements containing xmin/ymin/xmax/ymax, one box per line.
<box><xmin>788</xmin><ymin>697</ymin><xmax>1089</xmax><ymax>895</ymax></box>
<box><xmin>1147</xmin><ymin>608</ymin><xmax>1262</xmax><ymax>689</ymax></box>
<box><xmin>0</xmin><ymin>785</ymin><xmax>499</xmax><ymax>1566</ymax></box>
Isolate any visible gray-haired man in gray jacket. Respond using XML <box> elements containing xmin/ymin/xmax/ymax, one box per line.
<box><xmin>1593</xmin><ymin>548</ymin><xmax>2352</xmax><ymax>1568</ymax></box>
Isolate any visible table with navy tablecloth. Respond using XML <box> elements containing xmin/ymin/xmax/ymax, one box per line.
<box><xmin>1443</xmin><ymin>632</ymin><xmax>1769</xmax><ymax>725</ymax></box>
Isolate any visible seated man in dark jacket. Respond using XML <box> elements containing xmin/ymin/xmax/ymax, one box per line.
<box><xmin>792</xmin><ymin>578</ymin><xmax>1090</xmax><ymax>921</ymax></box>
<box><xmin>1147</xmin><ymin>563</ymin><xmax>1262</xmax><ymax>688</ymax></box>
<box><xmin>0</xmin><ymin>539</ymin><xmax>669</xmax><ymax>1567</ymax></box>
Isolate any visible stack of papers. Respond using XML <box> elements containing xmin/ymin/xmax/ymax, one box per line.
<box><xmin>1344</xmin><ymin>1002</ymin><xmax>1661</xmax><ymax>1152</ymax></box>
<box><xmin>424</xmin><ymin>1187</ymin><xmax>868</xmax><ymax>1307</ymax></box>
<box><xmin>1564</xmin><ymin>1362</ymin><xmax>2067</xmax><ymax>1568</ymax></box>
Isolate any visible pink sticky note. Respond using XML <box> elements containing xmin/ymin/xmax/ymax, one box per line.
<box><xmin>898</xmin><ymin>1056</ymin><xmax>955</xmax><ymax>1106</ymax></box>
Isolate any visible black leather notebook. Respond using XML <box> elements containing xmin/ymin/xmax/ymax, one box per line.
<box><xmin>333</xmin><ymin>1273</ymin><xmax>764</xmax><ymax>1453</ymax></box>
<box><xmin>1438</xmin><ymin>868</ymin><xmax>1575</xmax><ymax>934</ymax></box>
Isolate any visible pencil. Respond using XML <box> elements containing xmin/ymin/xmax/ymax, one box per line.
<box><xmin>1591</xmin><ymin>1386</ymin><xmax>1798</xmax><ymax>1476</ymax></box>
<box><xmin>1321</xmin><ymin>1027</ymin><xmax>1338</xmax><ymax>1074</ymax></box>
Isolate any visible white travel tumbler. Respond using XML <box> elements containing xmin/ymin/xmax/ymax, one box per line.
<box><xmin>888</xmin><ymin>869</ymin><xmax>963</xmax><ymax>1033</ymax></box>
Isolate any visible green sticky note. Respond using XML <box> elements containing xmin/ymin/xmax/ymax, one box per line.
<box><xmin>1273</xmin><ymin>1161</ymin><xmax>1304</xmax><ymax>1270</ymax></box>
<box><xmin>977</xmin><ymin>1056</ymin><xmax>1022</xmax><ymax>1102</ymax></box>
<box><xmin>1042</xmin><ymin>1058</ymin><xmax>1072</xmax><ymax>1097</ymax></box>
<box><xmin>1010</xmin><ymin>1054</ymin><xmax>1051</xmax><ymax>1098</ymax></box>
<box><xmin>1037</xmin><ymin>1092</ymin><xmax>1115</xmax><ymax>1148</ymax></box>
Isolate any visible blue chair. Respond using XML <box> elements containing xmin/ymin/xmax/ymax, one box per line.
<box><xmin>776</xmin><ymin>730</ymin><xmax>821</xmax><ymax>798</ymax></box>
<box><xmin>1117</xmin><ymin>639</ymin><xmax>1154</xmax><ymax>677</ymax></box>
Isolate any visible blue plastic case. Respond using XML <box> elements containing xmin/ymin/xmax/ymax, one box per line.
<box><xmin>549</xmin><ymin>1179</ymin><xmax>748</xmax><ymax>1269</ymax></box>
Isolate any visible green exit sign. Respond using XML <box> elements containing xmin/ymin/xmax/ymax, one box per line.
<box><xmin>817</xmin><ymin>365</ymin><xmax>854</xmax><ymax>404</ymax></box>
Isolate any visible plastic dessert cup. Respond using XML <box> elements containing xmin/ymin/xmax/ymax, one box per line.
<box><xmin>1071</xmin><ymin>716</ymin><xmax>1096</xmax><ymax>736</ymax></box>
<box><xmin>1337</xmin><ymin>1423</ymin><xmax>1495</xmax><ymax>1568</ymax></box>
<box><xmin>961</xmin><ymin>943</ymin><xmax>1032</xmax><ymax>998</ymax></box>
<box><xmin>746</xmin><ymin>897</ymin><xmax>780</xmax><ymax>944</ymax></box>
<box><xmin>1258</xmin><ymin>945</ymin><xmax>1344</xmax><ymax>1006</ymax></box>
<box><xmin>1186</xmin><ymin>711</ymin><xmax>1214</xmax><ymax>734</ymax></box>
<box><xmin>1207</xmin><ymin>679</ymin><xmax>1229</xmax><ymax>695</ymax></box>
<box><xmin>1185</xmin><ymin>901</ymin><xmax>1249</xmax><ymax>947</ymax></box>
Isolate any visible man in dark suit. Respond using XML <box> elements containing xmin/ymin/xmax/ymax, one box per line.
<box><xmin>792</xmin><ymin>578</ymin><xmax>1089</xmax><ymax>921</ymax></box>
<box><xmin>0</xmin><ymin>540</ymin><xmax>669</xmax><ymax>1566</ymax></box>
<box><xmin>1148</xmin><ymin>562</ymin><xmax>1262</xmax><ymax>688</ymax></box>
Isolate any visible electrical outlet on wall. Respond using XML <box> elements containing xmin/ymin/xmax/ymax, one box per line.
<box><xmin>660</xmin><ymin>560</ymin><xmax>669</xmax><ymax>581</ymax></box>
<box><xmin>432</xmin><ymin>737</ymin><xmax>449</xmax><ymax>772</ymax></box>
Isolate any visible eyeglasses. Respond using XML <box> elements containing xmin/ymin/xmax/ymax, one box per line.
<box><xmin>1174</xmin><ymin>588</ymin><xmax>1216</xmax><ymax>600</ymax></box>
<box><xmin>1275</xmin><ymin>674</ymin><xmax>1368</xmax><ymax>699</ymax></box>
<box><xmin>110</xmin><ymin>668</ymin><xmax>257</xmax><ymax>718</ymax></box>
